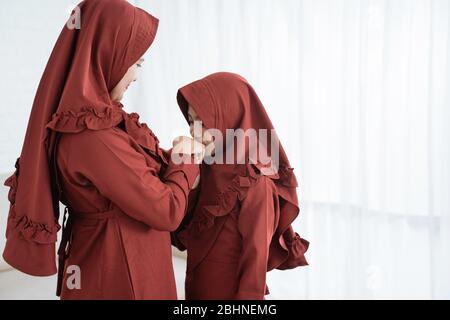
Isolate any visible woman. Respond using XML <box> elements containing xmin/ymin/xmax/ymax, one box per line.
<box><xmin>3</xmin><ymin>0</ymin><xmax>203</xmax><ymax>299</ymax></box>
<box><xmin>173</xmin><ymin>72</ymin><xmax>310</xmax><ymax>300</ymax></box>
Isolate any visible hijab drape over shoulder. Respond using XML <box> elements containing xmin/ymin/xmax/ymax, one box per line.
<box><xmin>3</xmin><ymin>0</ymin><xmax>159</xmax><ymax>276</ymax></box>
<box><xmin>177</xmin><ymin>72</ymin><xmax>309</xmax><ymax>271</ymax></box>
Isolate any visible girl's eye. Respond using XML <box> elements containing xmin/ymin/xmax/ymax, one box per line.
<box><xmin>137</xmin><ymin>63</ymin><xmax>142</xmax><ymax>68</ymax></box>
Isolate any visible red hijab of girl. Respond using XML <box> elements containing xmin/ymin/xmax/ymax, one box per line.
<box><xmin>177</xmin><ymin>72</ymin><xmax>309</xmax><ymax>270</ymax></box>
<box><xmin>3</xmin><ymin>0</ymin><xmax>160</xmax><ymax>276</ymax></box>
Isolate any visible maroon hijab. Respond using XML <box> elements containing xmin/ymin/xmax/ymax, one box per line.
<box><xmin>177</xmin><ymin>72</ymin><xmax>309</xmax><ymax>270</ymax></box>
<box><xmin>3</xmin><ymin>0</ymin><xmax>159</xmax><ymax>276</ymax></box>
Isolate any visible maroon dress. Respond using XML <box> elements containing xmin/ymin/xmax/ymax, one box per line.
<box><xmin>2</xmin><ymin>0</ymin><xmax>200</xmax><ymax>299</ymax></box>
<box><xmin>173</xmin><ymin>73</ymin><xmax>310</xmax><ymax>300</ymax></box>
<box><xmin>176</xmin><ymin>167</ymin><xmax>280</xmax><ymax>300</ymax></box>
<box><xmin>55</xmin><ymin>120</ymin><xmax>199</xmax><ymax>299</ymax></box>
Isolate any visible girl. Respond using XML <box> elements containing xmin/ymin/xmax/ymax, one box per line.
<box><xmin>173</xmin><ymin>72</ymin><xmax>309</xmax><ymax>300</ymax></box>
<box><xmin>3</xmin><ymin>0</ymin><xmax>203</xmax><ymax>299</ymax></box>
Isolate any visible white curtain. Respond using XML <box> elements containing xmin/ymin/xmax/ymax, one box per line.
<box><xmin>1</xmin><ymin>0</ymin><xmax>449</xmax><ymax>299</ymax></box>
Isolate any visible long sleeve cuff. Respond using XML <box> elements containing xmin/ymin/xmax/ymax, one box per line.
<box><xmin>163</xmin><ymin>154</ymin><xmax>200</xmax><ymax>190</ymax></box>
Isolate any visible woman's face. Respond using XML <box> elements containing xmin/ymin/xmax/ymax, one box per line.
<box><xmin>110</xmin><ymin>57</ymin><xmax>144</xmax><ymax>102</ymax></box>
<box><xmin>187</xmin><ymin>106</ymin><xmax>215</xmax><ymax>149</ymax></box>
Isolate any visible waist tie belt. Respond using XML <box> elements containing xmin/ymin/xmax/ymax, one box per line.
<box><xmin>56</xmin><ymin>206</ymin><xmax>121</xmax><ymax>297</ymax></box>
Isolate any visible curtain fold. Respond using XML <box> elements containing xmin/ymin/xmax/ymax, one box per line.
<box><xmin>129</xmin><ymin>0</ymin><xmax>450</xmax><ymax>299</ymax></box>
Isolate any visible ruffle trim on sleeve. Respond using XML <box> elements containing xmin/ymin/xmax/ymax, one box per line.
<box><xmin>246</xmin><ymin>163</ymin><xmax>309</xmax><ymax>270</ymax></box>
<box><xmin>276</xmin><ymin>232</ymin><xmax>309</xmax><ymax>270</ymax></box>
<box><xmin>268</xmin><ymin>182</ymin><xmax>309</xmax><ymax>271</ymax></box>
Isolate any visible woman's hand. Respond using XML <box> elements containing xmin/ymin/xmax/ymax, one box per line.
<box><xmin>172</xmin><ymin>136</ymin><xmax>206</xmax><ymax>165</ymax></box>
<box><xmin>172</xmin><ymin>136</ymin><xmax>204</xmax><ymax>189</ymax></box>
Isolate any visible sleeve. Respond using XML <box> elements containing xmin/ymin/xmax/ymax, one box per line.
<box><xmin>235</xmin><ymin>177</ymin><xmax>277</xmax><ymax>300</ymax></box>
<box><xmin>170</xmin><ymin>186</ymin><xmax>200</xmax><ymax>251</ymax></box>
<box><xmin>67</xmin><ymin>129</ymin><xmax>200</xmax><ymax>232</ymax></box>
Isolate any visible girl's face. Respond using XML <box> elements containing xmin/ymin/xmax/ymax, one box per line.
<box><xmin>110</xmin><ymin>57</ymin><xmax>144</xmax><ymax>102</ymax></box>
<box><xmin>187</xmin><ymin>106</ymin><xmax>215</xmax><ymax>151</ymax></box>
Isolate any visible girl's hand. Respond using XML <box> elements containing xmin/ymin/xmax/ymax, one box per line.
<box><xmin>172</xmin><ymin>136</ymin><xmax>206</xmax><ymax>164</ymax></box>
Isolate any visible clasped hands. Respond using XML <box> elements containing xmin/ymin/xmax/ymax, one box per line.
<box><xmin>172</xmin><ymin>136</ymin><xmax>206</xmax><ymax>189</ymax></box>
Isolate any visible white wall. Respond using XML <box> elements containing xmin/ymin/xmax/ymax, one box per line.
<box><xmin>1</xmin><ymin>0</ymin><xmax>449</xmax><ymax>299</ymax></box>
